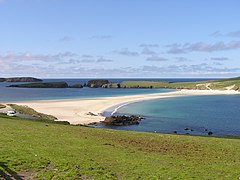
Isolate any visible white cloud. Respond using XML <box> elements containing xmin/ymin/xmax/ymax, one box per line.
<box><xmin>146</xmin><ymin>56</ymin><xmax>167</xmax><ymax>61</ymax></box>
<box><xmin>167</xmin><ymin>41</ymin><xmax>240</xmax><ymax>54</ymax></box>
<box><xmin>118</xmin><ymin>48</ymin><xmax>139</xmax><ymax>56</ymax></box>
<box><xmin>141</xmin><ymin>48</ymin><xmax>156</xmax><ymax>55</ymax></box>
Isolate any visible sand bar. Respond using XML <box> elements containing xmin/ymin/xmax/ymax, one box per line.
<box><xmin>3</xmin><ymin>89</ymin><xmax>240</xmax><ymax>124</ymax></box>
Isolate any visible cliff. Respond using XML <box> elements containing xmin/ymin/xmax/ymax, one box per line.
<box><xmin>87</xmin><ymin>79</ymin><xmax>109</xmax><ymax>88</ymax></box>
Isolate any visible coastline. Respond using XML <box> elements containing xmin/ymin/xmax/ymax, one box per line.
<box><xmin>2</xmin><ymin>89</ymin><xmax>240</xmax><ymax>124</ymax></box>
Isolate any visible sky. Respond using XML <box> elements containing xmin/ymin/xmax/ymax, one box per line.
<box><xmin>0</xmin><ymin>0</ymin><xmax>240</xmax><ymax>78</ymax></box>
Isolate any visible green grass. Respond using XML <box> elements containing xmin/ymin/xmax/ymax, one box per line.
<box><xmin>0</xmin><ymin>104</ymin><xmax>6</xmax><ymax>109</ymax></box>
<box><xmin>105</xmin><ymin>77</ymin><xmax>240</xmax><ymax>91</ymax></box>
<box><xmin>8</xmin><ymin>82</ymin><xmax>68</xmax><ymax>88</ymax></box>
<box><xmin>0</xmin><ymin>115</ymin><xmax>240</xmax><ymax>179</ymax></box>
<box><xmin>8</xmin><ymin>104</ymin><xmax>58</xmax><ymax>121</ymax></box>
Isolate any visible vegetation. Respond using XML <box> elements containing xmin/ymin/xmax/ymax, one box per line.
<box><xmin>8</xmin><ymin>82</ymin><xmax>83</xmax><ymax>88</ymax></box>
<box><xmin>69</xmin><ymin>84</ymin><xmax>83</xmax><ymax>88</ymax></box>
<box><xmin>0</xmin><ymin>77</ymin><xmax>42</xmax><ymax>82</ymax></box>
<box><xmin>8</xmin><ymin>104</ymin><xmax>58</xmax><ymax>121</ymax></box>
<box><xmin>103</xmin><ymin>77</ymin><xmax>240</xmax><ymax>91</ymax></box>
<box><xmin>0</xmin><ymin>115</ymin><xmax>240</xmax><ymax>179</ymax></box>
<box><xmin>8</xmin><ymin>82</ymin><xmax>69</xmax><ymax>88</ymax></box>
<box><xmin>0</xmin><ymin>104</ymin><xmax>6</xmax><ymax>109</ymax></box>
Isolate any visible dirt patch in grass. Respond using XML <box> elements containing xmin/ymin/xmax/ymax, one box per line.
<box><xmin>116</xmin><ymin>137</ymin><xmax>204</xmax><ymax>155</ymax></box>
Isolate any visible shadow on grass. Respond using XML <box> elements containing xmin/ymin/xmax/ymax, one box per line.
<box><xmin>0</xmin><ymin>162</ymin><xmax>23</xmax><ymax>180</ymax></box>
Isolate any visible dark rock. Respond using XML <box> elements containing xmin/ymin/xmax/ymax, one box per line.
<box><xmin>0</xmin><ymin>78</ymin><xmax>5</xmax><ymax>82</ymax></box>
<box><xmin>208</xmin><ymin>131</ymin><xmax>213</xmax><ymax>135</ymax></box>
<box><xmin>87</xmin><ymin>79</ymin><xmax>109</xmax><ymax>88</ymax></box>
<box><xmin>86</xmin><ymin>112</ymin><xmax>97</xmax><ymax>116</ymax></box>
<box><xmin>173</xmin><ymin>131</ymin><xmax>177</xmax><ymax>134</ymax></box>
<box><xmin>88</xmin><ymin>122</ymin><xmax>99</xmax><ymax>125</ymax></box>
<box><xmin>184</xmin><ymin>128</ymin><xmax>189</xmax><ymax>131</ymax></box>
<box><xmin>102</xmin><ymin>115</ymin><xmax>143</xmax><ymax>126</ymax></box>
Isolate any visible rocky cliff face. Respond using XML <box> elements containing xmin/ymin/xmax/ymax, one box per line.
<box><xmin>0</xmin><ymin>77</ymin><xmax>42</xmax><ymax>82</ymax></box>
<box><xmin>87</xmin><ymin>79</ymin><xmax>109</xmax><ymax>88</ymax></box>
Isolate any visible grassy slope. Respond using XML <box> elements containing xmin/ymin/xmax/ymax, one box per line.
<box><xmin>1</xmin><ymin>115</ymin><xmax>240</xmax><ymax>179</ymax></box>
<box><xmin>0</xmin><ymin>104</ymin><xmax>6</xmax><ymax>109</ymax></box>
<box><xmin>106</xmin><ymin>77</ymin><xmax>240</xmax><ymax>90</ymax></box>
<box><xmin>8</xmin><ymin>104</ymin><xmax>58</xmax><ymax>121</ymax></box>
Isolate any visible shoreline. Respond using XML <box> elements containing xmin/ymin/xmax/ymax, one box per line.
<box><xmin>2</xmin><ymin>89</ymin><xmax>240</xmax><ymax>124</ymax></box>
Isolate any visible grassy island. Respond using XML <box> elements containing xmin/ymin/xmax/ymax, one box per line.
<box><xmin>103</xmin><ymin>77</ymin><xmax>240</xmax><ymax>91</ymax></box>
<box><xmin>0</xmin><ymin>77</ymin><xmax>42</xmax><ymax>82</ymax></box>
<box><xmin>0</xmin><ymin>115</ymin><xmax>240</xmax><ymax>179</ymax></box>
<box><xmin>8</xmin><ymin>82</ymin><xmax>83</xmax><ymax>88</ymax></box>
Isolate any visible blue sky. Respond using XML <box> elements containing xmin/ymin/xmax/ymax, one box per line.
<box><xmin>0</xmin><ymin>0</ymin><xmax>240</xmax><ymax>78</ymax></box>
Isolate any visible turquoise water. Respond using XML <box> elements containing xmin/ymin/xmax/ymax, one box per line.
<box><xmin>3</xmin><ymin>78</ymin><xmax>238</xmax><ymax>136</ymax></box>
<box><xmin>101</xmin><ymin>95</ymin><xmax>240</xmax><ymax>136</ymax></box>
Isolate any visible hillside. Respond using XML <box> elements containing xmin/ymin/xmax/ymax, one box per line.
<box><xmin>0</xmin><ymin>115</ymin><xmax>240</xmax><ymax>179</ymax></box>
<box><xmin>103</xmin><ymin>77</ymin><xmax>240</xmax><ymax>91</ymax></box>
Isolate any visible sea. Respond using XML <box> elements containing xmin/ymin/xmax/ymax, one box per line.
<box><xmin>1</xmin><ymin>78</ymin><xmax>240</xmax><ymax>136</ymax></box>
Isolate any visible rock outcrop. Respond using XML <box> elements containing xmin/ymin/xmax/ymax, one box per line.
<box><xmin>102</xmin><ymin>115</ymin><xmax>144</xmax><ymax>126</ymax></box>
<box><xmin>87</xmin><ymin>79</ymin><xmax>109</xmax><ymax>88</ymax></box>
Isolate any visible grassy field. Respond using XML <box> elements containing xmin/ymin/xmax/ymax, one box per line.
<box><xmin>0</xmin><ymin>115</ymin><xmax>240</xmax><ymax>179</ymax></box>
<box><xmin>104</xmin><ymin>77</ymin><xmax>240</xmax><ymax>90</ymax></box>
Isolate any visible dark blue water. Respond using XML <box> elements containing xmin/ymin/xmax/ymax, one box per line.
<box><xmin>101</xmin><ymin>95</ymin><xmax>240</xmax><ymax>136</ymax></box>
<box><xmin>0</xmin><ymin>78</ymin><xmax>211</xmax><ymax>102</ymax></box>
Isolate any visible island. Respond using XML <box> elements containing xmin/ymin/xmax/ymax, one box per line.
<box><xmin>8</xmin><ymin>82</ymin><xmax>83</xmax><ymax>88</ymax></box>
<box><xmin>0</xmin><ymin>77</ymin><xmax>42</xmax><ymax>82</ymax></box>
<box><xmin>102</xmin><ymin>77</ymin><xmax>240</xmax><ymax>91</ymax></box>
<box><xmin>6</xmin><ymin>77</ymin><xmax>240</xmax><ymax>92</ymax></box>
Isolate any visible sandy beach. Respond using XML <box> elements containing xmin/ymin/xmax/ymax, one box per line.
<box><xmin>4</xmin><ymin>89</ymin><xmax>240</xmax><ymax>124</ymax></box>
